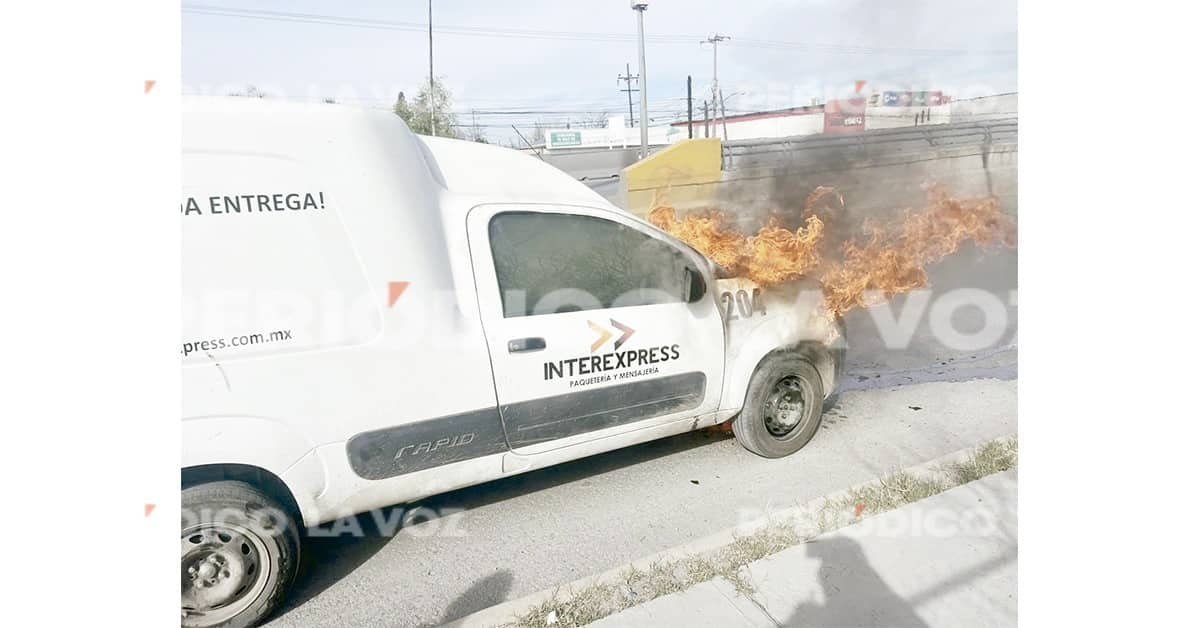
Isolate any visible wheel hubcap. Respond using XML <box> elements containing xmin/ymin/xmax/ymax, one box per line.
<box><xmin>181</xmin><ymin>522</ymin><xmax>270</xmax><ymax>626</ymax></box>
<box><xmin>763</xmin><ymin>376</ymin><xmax>809</xmax><ymax>437</ymax></box>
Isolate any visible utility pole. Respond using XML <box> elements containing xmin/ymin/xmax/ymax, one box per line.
<box><xmin>702</xmin><ymin>100</ymin><xmax>709</xmax><ymax>138</ymax></box>
<box><xmin>701</xmin><ymin>34</ymin><xmax>729</xmax><ymax>140</ymax></box>
<box><xmin>686</xmin><ymin>75</ymin><xmax>693</xmax><ymax>139</ymax></box>
<box><xmin>428</xmin><ymin>0</ymin><xmax>436</xmax><ymax>136</ymax></box>
<box><xmin>617</xmin><ymin>63</ymin><xmax>639</xmax><ymax>129</ymax></box>
<box><xmin>631</xmin><ymin>2</ymin><xmax>650</xmax><ymax>159</ymax></box>
<box><xmin>718</xmin><ymin>89</ymin><xmax>729</xmax><ymax>143</ymax></box>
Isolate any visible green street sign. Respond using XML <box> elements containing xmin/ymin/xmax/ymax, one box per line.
<box><xmin>549</xmin><ymin>131</ymin><xmax>583</xmax><ymax>148</ymax></box>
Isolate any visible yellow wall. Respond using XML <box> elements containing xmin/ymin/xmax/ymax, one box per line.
<box><xmin>621</xmin><ymin>138</ymin><xmax>722</xmax><ymax>217</ymax></box>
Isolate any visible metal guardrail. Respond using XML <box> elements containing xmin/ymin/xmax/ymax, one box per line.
<box><xmin>721</xmin><ymin>118</ymin><xmax>1018</xmax><ymax>170</ymax></box>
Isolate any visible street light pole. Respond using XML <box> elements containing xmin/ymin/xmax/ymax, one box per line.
<box><xmin>428</xmin><ymin>0</ymin><xmax>436</xmax><ymax>136</ymax></box>
<box><xmin>632</xmin><ymin>2</ymin><xmax>650</xmax><ymax>159</ymax></box>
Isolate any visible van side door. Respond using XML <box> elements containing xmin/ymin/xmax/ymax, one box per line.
<box><xmin>466</xmin><ymin>204</ymin><xmax>726</xmax><ymax>454</ymax></box>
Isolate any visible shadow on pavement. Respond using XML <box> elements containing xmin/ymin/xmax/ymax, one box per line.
<box><xmin>440</xmin><ymin>570</ymin><xmax>514</xmax><ymax>625</ymax></box>
<box><xmin>784</xmin><ymin>537</ymin><xmax>928</xmax><ymax>627</ymax></box>
<box><xmin>270</xmin><ymin>505</ymin><xmax>402</xmax><ymax>619</ymax></box>
<box><xmin>271</xmin><ymin>427</ymin><xmax>730</xmax><ymax>620</ymax></box>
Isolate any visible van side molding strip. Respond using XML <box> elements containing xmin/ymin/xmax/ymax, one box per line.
<box><xmin>346</xmin><ymin>371</ymin><xmax>707</xmax><ymax>481</ymax></box>
<box><xmin>346</xmin><ymin>408</ymin><xmax>507</xmax><ymax>480</ymax></box>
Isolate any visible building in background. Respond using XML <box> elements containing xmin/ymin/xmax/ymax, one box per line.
<box><xmin>541</xmin><ymin>92</ymin><xmax>1016</xmax><ymax>151</ymax></box>
<box><xmin>662</xmin><ymin>91</ymin><xmax>1017</xmax><ymax>142</ymax></box>
<box><xmin>823</xmin><ymin>97</ymin><xmax>867</xmax><ymax>134</ymax></box>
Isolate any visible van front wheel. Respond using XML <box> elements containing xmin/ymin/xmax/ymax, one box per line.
<box><xmin>181</xmin><ymin>481</ymin><xmax>300</xmax><ymax>628</ymax></box>
<box><xmin>733</xmin><ymin>355</ymin><xmax>825</xmax><ymax>458</ymax></box>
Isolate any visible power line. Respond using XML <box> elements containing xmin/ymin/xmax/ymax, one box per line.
<box><xmin>448</xmin><ymin>109</ymin><xmax>680</xmax><ymax>115</ymax></box>
<box><xmin>182</xmin><ymin>4</ymin><xmax>1016</xmax><ymax>56</ymax></box>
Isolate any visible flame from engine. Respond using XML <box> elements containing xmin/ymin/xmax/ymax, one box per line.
<box><xmin>648</xmin><ymin>183</ymin><xmax>1016</xmax><ymax>317</ymax></box>
<box><xmin>647</xmin><ymin>185</ymin><xmax>838</xmax><ymax>285</ymax></box>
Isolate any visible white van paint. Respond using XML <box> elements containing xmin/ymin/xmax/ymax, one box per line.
<box><xmin>182</xmin><ymin>97</ymin><xmax>842</xmax><ymax>531</ymax></box>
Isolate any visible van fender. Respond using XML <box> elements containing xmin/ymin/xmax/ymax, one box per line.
<box><xmin>721</xmin><ymin>327</ymin><xmax>842</xmax><ymax>414</ymax></box>
<box><xmin>182</xmin><ymin>415</ymin><xmax>325</xmax><ymax>526</ymax></box>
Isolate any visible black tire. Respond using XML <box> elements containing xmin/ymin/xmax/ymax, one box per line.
<box><xmin>733</xmin><ymin>354</ymin><xmax>826</xmax><ymax>458</ymax></box>
<box><xmin>181</xmin><ymin>481</ymin><xmax>300</xmax><ymax>628</ymax></box>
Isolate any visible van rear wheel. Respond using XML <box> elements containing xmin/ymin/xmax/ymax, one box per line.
<box><xmin>733</xmin><ymin>355</ymin><xmax>825</xmax><ymax>458</ymax></box>
<box><xmin>181</xmin><ymin>481</ymin><xmax>299</xmax><ymax>628</ymax></box>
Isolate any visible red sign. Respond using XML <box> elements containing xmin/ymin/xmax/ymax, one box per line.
<box><xmin>823</xmin><ymin>98</ymin><xmax>866</xmax><ymax>134</ymax></box>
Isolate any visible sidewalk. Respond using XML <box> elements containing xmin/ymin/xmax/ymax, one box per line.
<box><xmin>590</xmin><ymin>469</ymin><xmax>1017</xmax><ymax>627</ymax></box>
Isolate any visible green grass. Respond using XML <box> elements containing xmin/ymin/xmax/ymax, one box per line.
<box><xmin>946</xmin><ymin>437</ymin><xmax>1018</xmax><ymax>484</ymax></box>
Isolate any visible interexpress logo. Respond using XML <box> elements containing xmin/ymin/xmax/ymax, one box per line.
<box><xmin>542</xmin><ymin>319</ymin><xmax>681</xmax><ymax>383</ymax></box>
<box><xmin>587</xmin><ymin>319</ymin><xmax>635</xmax><ymax>352</ymax></box>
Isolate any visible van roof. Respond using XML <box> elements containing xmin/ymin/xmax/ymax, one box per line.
<box><xmin>417</xmin><ymin>135</ymin><xmax>607</xmax><ymax>207</ymax></box>
<box><xmin>183</xmin><ymin>96</ymin><xmax>609</xmax><ymax>209</ymax></box>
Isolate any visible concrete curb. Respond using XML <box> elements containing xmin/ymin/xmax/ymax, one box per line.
<box><xmin>445</xmin><ymin>433</ymin><xmax>1018</xmax><ymax>628</ymax></box>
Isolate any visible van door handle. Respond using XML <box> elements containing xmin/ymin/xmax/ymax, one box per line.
<box><xmin>507</xmin><ymin>337</ymin><xmax>546</xmax><ymax>353</ymax></box>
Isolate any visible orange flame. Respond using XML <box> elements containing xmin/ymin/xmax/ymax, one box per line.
<box><xmin>648</xmin><ymin>186</ymin><xmax>833</xmax><ymax>285</ymax></box>
<box><xmin>649</xmin><ymin>183</ymin><xmax>1015</xmax><ymax>316</ymax></box>
<box><xmin>648</xmin><ymin>205</ymin><xmax>748</xmax><ymax>272</ymax></box>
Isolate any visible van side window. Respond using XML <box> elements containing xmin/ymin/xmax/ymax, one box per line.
<box><xmin>489</xmin><ymin>212</ymin><xmax>689</xmax><ymax>317</ymax></box>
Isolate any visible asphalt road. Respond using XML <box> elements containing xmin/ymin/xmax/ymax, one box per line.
<box><xmin>541</xmin><ymin>146</ymin><xmax>650</xmax><ymax>205</ymax></box>
<box><xmin>264</xmin><ymin>242</ymin><xmax>1017</xmax><ymax>628</ymax></box>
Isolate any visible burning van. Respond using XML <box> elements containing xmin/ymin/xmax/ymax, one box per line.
<box><xmin>181</xmin><ymin>97</ymin><xmax>842</xmax><ymax>627</ymax></box>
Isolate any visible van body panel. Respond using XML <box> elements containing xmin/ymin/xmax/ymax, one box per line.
<box><xmin>181</xmin><ymin>415</ymin><xmax>314</xmax><ymax>477</ymax></box>
<box><xmin>279</xmin><ymin>449</ymin><xmax>327</xmax><ymax>527</ymax></box>
<box><xmin>497</xmin><ymin>371</ymin><xmax>707</xmax><ymax>448</ymax></box>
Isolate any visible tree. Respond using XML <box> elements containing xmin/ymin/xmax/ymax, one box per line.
<box><xmin>393</xmin><ymin>77</ymin><xmax>459</xmax><ymax>138</ymax></box>
<box><xmin>228</xmin><ymin>84</ymin><xmax>267</xmax><ymax>98</ymax></box>
<box><xmin>580</xmin><ymin>112</ymin><xmax>611</xmax><ymax>129</ymax></box>
<box><xmin>527</xmin><ymin>120</ymin><xmax>549</xmax><ymax>147</ymax></box>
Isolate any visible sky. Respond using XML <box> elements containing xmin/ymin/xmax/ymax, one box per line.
<box><xmin>182</xmin><ymin>0</ymin><xmax>1017</xmax><ymax>144</ymax></box>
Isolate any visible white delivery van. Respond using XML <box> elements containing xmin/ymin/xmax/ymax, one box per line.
<box><xmin>181</xmin><ymin>97</ymin><xmax>843</xmax><ymax>627</ymax></box>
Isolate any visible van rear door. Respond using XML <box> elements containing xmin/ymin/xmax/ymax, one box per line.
<box><xmin>466</xmin><ymin>204</ymin><xmax>725</xmax><ymax>454</ymax></box>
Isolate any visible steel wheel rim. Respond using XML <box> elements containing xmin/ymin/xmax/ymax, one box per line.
<box><xmin>181</xmin><ymin>521</ymin><xmax>271</xmax><ymax>626</ymax></box>
<box><xmin>763</xmin><ymin>375</ymin><xmax>810</xmax><ymax>438</ymax></box>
